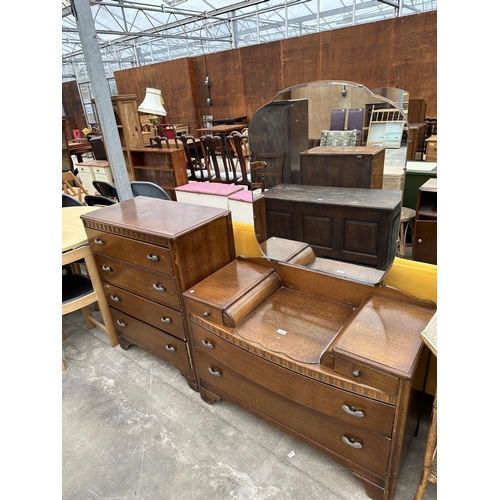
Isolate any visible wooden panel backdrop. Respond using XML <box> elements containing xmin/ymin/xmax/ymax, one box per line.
<box><xmin>63</xmin><ymin>11</ymin><xmax>437</xmax><ymax>137</ymax></box>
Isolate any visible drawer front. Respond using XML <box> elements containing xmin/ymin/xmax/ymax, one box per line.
<box><xmin>86</xmin><ymin>228</ymin><xmax>174</xmax><ymax>276</ymax></box>
<box><xmin>111</xmin><ymin>308</ymin><xmax>191</xmax><ymax>374</ymax></box>
<box><xmin>77</xmin><ymin>165</ymin><xmax>94</xmax><ymax>176</ymax></box>
<box><xmin>196</xmin><ymin>348</ymin><xmax>391</xmax><ymax>478</ymax></box>
<box><xmin>93</xmin><ymin>167</ymin><xmax>112</xmax><ymax>182</ymax></box>
<box><xmin>94</xmin><ymin>254</ymin><xmax>180</xmax><ymax>309</ymax></box>
<box><xmin>334</xmin><ymin>356</ymin><xmax>399</xmax><ymax>397</ymax></box>
<box><xmin>184</xmin><ymin>297</ymin><xmax>226</xmax><ymax>326</ymax></box>
<box><xmin>192</xmin><ymin>323</ymin><xmax>395</xmax><ymax>436</ymax></box>
<box><xmin>103</xmin><ymin>282</ymin><xmax>185</xmax><ymax>340</ymax></box>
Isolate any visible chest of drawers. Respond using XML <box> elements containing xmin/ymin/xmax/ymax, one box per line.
<box><xmin>183</xmin><ymin>258</ymin><xmax>436</xmax><ymax>500</ymax></box>
<box><xmin>81</xmin><ymin>196</ymin><xmax>235</xmax><ymax>390</ymax></box>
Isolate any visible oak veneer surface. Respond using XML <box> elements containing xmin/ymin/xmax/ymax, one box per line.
<box><xmin>184</xmin><ymin>258</ymin><xmax>436</xmax><ymax>500</ymax></box>
<box><xmin>81</xmin><ymin>196</ymin><xmax>235</xmax><ymax>389</ymax></box>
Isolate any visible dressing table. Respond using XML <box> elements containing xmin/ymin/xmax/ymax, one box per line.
<box><xmin>184</xmin><ymin>257</ymin><xmax>436</xmax><ymax>500</ymax></box>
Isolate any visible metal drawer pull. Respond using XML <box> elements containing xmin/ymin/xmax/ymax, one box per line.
<box><xmin>352</xmin><ymin>369</ymin><xmax>360</xmax><ymax>377</ymax></box>
<box><xmin>203</xmin><ymin>311</ymin><xmax>210</xmax><ymax>317</ymax></box>
<box><xmin>94</xmin><ymin>238</ymin><xmax>104</xmax><ymax>245</ymax></box>
<box><xmin>342</xmin><ymin>436</ymin><xmax>363</xmax><ymax>449</ymax></box>
<box><xmin>116</xmin><ymin>320</ymin><xmax>127</xmax><ymax>327</ymax></box>
<box><xmin>153</xmin><ymin>284</ymin><xmax>166</xmax><ymax>292</ymax></box>
<box><xmin>202</xmin><ymin>339</ymin><xmax>214</xmax><ymax>349</ymax></box>
<box><xmin>147</xmin><ymin>254</ymin><xmax>159</xmax><ymax>261</ymax></box>
<box><xmin>161</xmin><ymin>317</ymin><xmax>172</xmax><ymax>324</ymax></box>
<box><xmin>208</xmin><ymin>367</ymin><xmax>221</xmax><ymax>377</ymax></box>
<box><xmin>110</xmin><ymin>294</ymin><xmax>120</xmax><ymax>302</ymax></box>
<box><xmin>165</xmin><ymin>344</ymin><xmax>176</xmax><ymax>352</ymax></box>
<box><xmin>341</xmin><ymin>404</ymin><xmax>365</xmax><ymax>418</ymax></box>
<box><xmin>102</xmin><ymin>265</ymin><xmax>112</xmax><ymax>272</ymax></box>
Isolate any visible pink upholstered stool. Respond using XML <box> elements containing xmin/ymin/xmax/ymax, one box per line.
<box><xmin>175</xmin><ymin>182</ymin><xmax>244</xmax><ymax>209</ymax></box>
<box><xmin>228</xmin><ymin>189</ymin><xmax>254</xmax><ymax>224</ymax></box>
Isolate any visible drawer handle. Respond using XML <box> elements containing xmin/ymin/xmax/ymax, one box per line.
<box><xmin>161</xmin><ymin>317</ymin><xmax>172</xmax><ymax>324</ymax></box>
<box><xmin>102</xmin><ymin>265</ymin><xmax>112</xmax><ymax>272</ymax></box>
<box><xmin>203</xmin><ymin>311</ymin><xmax>210</xmax><ymax>317</ymax></box>
<box><xmin>110</xmin><ymin>294</ymin><xmax>120</xmax><ymax>302</ymax></box>
<box><xmin>341</xmin><ymin>404</ymin><xmax>365</xmax><ymax>418</ymax></box>
<box><xmin>208</xmin><ymin>367</ymin><xmax>221</xmax><ymax>377</ymax></box>
<box><xmin>202</xmin><ymin>339</ymin><xmax>214</xmax><ymax>349</ymax></box>
<box><xmin>147</xmin><ymin>254</ymin><xmax>159</xmax><ymax>261</ymax></box>
<box><xmin>342</xmin><ymin>436</ymin><xmax>363</xmax><ymax>449</ymax></box>
<box><xmin>417</xmin><ymin>238</ymin><xmax>423</xmax><ymax>243</ymax></box>
<box><xmin>352</xmin><ymin>369</ymin><xmax>360</xmax><ymax>378</ymax></box>
<box><xmin>165</xmin><ymin>344</ymin><xmax>176</xmax><ymax>352</ymax></box>
<box><xmin>116</xmin><ymin>320</ymin><xmax>127</xmax><ymax>327</ymax></box>
<box><xmin>153</xmin><ymin>283</ymin><xmax>166</xmax><ymax>292</ymax></box>
<box><xmin>94</xmin><ymin>238</ymin><xmax>104</xmax><ymax>245</ymax></box>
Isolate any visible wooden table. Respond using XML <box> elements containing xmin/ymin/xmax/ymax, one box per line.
<box><xmin>197</xmin><ymin>123</ymin><xmax>247</xmax><ymax>135</ymax></box>
<box><xmin>62</xmin><ymin>206</ymin><xmax>101</xmax><ymax>252</ymax></box>
<box><xmin>62</xmin><ymin>206</ymin><xmax>119</xmax><ymax>347</ymax></box>
<box><xmin>197</xmin><ymin>123</ymin><xmax>247</xmax><ymax>162</ymax></box>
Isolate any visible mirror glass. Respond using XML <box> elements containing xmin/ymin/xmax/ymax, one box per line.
<box><xmin>248</xmin><ymin>80</ymin><xmax>410</xmax><ymax>285</ymax></box>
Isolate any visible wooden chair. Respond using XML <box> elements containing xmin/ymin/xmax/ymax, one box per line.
<box><xmin>62</xmin><ymin>171</ymin><xmax>89</xmax><ymax>202</ymax></box>
<box><xmin>178</xmin><ymin>134</ymin><xmax>212</xmax><ymax>181</ymax></box>
<box><xmin>200</xmin><ymin>134</ymin><xmax>241</xmax><ymax>184</ymax></box>
<box><xmin>227</xmin><ymin>133</ymin><xmax>252</xmax><ymax>187</ymax></box>
<box><xmin>62</xmin><ymin>245</ymin><xmax>119</xmax><ymax>369</ymax></box>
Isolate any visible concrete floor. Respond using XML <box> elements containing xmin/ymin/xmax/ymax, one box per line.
<box><xmin>62</xmin><ymin>307</ymin><xmax>437</xmax><ymax>500</ymax></box>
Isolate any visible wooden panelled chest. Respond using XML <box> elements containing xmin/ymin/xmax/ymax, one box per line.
<box><xmin>183</xmin><ymin>258</ymin><xmax>436</xmax><ymax>500</ymax></box>
<box><xmin>81</xmin><ymin>196</ymin><xmax>235</xmax><ymax>389</ymax></box>
<box><xmin>263</xmin><ymin>184</ymin><xmax>401</xmax><ymax>270</ymax></box>
<box><xmin>300</xmin><ymin>146</ymin><xmax>386</xmax><ymax>189</ymax></box>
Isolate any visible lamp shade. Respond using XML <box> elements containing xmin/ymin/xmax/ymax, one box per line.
<box><xmin>138</xmin><ymin>88</ymin><xmax>167</xmax><ymax>116</ymax></box>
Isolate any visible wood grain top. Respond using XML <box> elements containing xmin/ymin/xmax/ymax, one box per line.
<box><xmin>62</xmin><ymin>206</ymin><xmax>101</xmax><ymax>252</ymax></box>
<box><xmin>80</xmin><ymin>196</ymin><xmax>231</xmax><ymax>240</ymax></box>
<box><xmin>333</xmin><ymin>295</ymin><xmax>435</xmax><ymax>379</ymax></box>
<box><xmin>264</xmin><ymin>184</ymin><xmax>402</xmax><ymax>210</ymax></box>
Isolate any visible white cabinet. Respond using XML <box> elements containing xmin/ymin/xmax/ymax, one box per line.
<box><xmin>75</xmin><ymin>160</ymin><xmax>114</xmax><ymax>191</ymax></box>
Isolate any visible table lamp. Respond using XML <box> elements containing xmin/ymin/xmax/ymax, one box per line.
<box><xmin>138</xmin><ymin>88</ymin><xmax>167</xmax><ymax>135</ymax></box>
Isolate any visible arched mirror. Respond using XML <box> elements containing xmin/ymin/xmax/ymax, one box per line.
<box><xmin>248</xmin><ymin>80</ymin><xmax>410</xmax><ymax>285</ymax></box>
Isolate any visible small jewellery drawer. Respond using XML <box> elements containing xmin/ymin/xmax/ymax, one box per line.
<box><xmin>102</xmin><ymin>282</ymin><xmax>185</xmax><ymax>340</ymax></box>
<box><xmin>94</xmin><ymin>254</ymin><xmax>180</xmax><ymax>310</ymax></box>
<box><xmin>191</xmin><ymin>323</ymin><xmax>395</xmax><ymax>436</ymax></box>
<box><xmin>110</xmin><ymin>308</ymin><xmax>191</xmax><ymax>374</ymax></box>
<box><xmin>86</xmin><ymin>228</ymin><xmax>174</xmax><ymax>275</ymax></box>
<box><xmin>196</xmin><ymin>348</ymin><xmax>391</xmax><ymax>478</ymax></box>
<box><xmin>185</xmin><ymin>297</ymin><xmax>226</xmax><ymax>326</ymax></box>
<box><xmin>334</xmin><ymin>356</ymin><xmax>399</xmax><ymax>397</ymax></box>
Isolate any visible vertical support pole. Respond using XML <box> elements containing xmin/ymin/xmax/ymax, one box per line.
<box><xmin>71</xmin><ymin>0</ymin><xmax>133</xmax><ymax>201</ymax></box>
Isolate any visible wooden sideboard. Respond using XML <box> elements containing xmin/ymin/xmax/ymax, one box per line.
<box><xmin>263</xmin><ymin>184</ymin><xmax>401</xmax><ymax>270</ymax></box>
<box><xmin>81</xmin><ymin>196</ymin><xmax>235</xmax><ymax>390</ymax></box>
<box><xmin>300</xmin><ymin>146</ymin><xmax>386</xmax><ymax>189</ymax></box>
<box><xmin>183</xmin><ymin>257</ymin><xmax>436</xmax><ymax>500</ymax></box>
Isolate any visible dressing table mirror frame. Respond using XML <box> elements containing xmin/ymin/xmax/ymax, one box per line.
<box><xmin>248</xmin><ymin>80</ymin><xmax>411</xmax><ymax>286</ymax></box>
